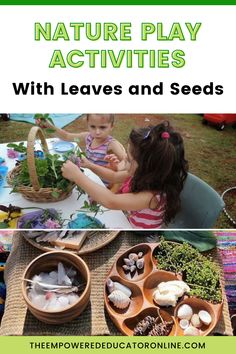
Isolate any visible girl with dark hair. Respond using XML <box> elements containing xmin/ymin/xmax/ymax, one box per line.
<box><xmin>61</xmin><ymin>121</ymin><xmax>188</xmax><ymax>228</ymax></box>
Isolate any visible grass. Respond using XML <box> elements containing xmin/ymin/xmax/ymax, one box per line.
<box><xmin>0</xmin><ymin>114</ymin><xmax>235</xmax><ymax>228</ymax></box>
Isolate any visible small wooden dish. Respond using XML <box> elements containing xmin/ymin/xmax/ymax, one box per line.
<box><xmin>22</xmin><ymin>251</ymin><xmax>91</xmax><ymax>324</ymax></box>
<box><xmin>22</xmin><ymin>230</ymin><xmax>120</xmax><ymax>255</ymax></box>
<box><xmin>104</xmin><ymin>243</ymin><xmax>223</xmax><ymax>336</ymax></box>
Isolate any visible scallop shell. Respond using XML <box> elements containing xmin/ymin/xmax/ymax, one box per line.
<box><xmin>108</xmin><ymin>290</ymin><xmax>131</xmax><ymax>309</ymax></box>
<box><xmin>113</xmin><ymin>282</ymin><xmax>132</xmax><ymax>298</ymax></box>
<box><xmin>191</xmin><ymin>314</ymin><xmax>202</xmax><ymax>328</ymax></box>
<box><xmin>184</xmin><ymin>326</ymin><xmax>200</xmax><ymax>336</ymax></box>
<box><xmin>198</xmin><ymin>310</ymin><xmax>212</xmax><ymax>325</ymax></box>
<box><xmin>177</xmin><ymin>304</ymin><xmax>193</xmax><ymax>320</ymax></box>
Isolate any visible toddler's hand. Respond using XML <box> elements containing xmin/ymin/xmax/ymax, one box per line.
<box><xmin>79</xmin><ymin>156</ymin><xmax>92</xmax><ymax>169</ymax></box>
<box><xmin>104</xmin><ymin>154</ymin><xmax>120</xmax><ymax>171</ymax></box>
<box><xmin>35</xmin><ymin>118</ymin><xmax>54</xmax><ymax>129</ymax></box>
<box><xmin>61</xmin><ymin>160</ymin><xmax>81</xmax><ymax>183</ymax></box>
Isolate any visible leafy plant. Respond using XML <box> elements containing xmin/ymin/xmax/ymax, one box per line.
<box><xmin>10</xmin><ymin>153</ymin><xmax>72</xmax><ymax>195</ymax></box>
<box><xmin>34</xmin><ymin>114</ymin><xmax>55</xmax><ymax>133</ymax></box>
<box><xmin>7</xmin><ymin>142</ymin><xmax>27</xmax><ymax>153</ymax></box>
<box><xmin>154</xmin><ymin>238</ymin><xmax>222</xmax><ymax>303</ymax></box>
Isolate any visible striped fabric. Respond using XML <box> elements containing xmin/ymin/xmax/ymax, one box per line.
<box><xmin>119</xmin><ymin>177</ymin><xmax>165</xmax><ymax>229</ymax></box>
<box><xmin>215</xmin><ymin>231</ymin><xmax>236</xmax><ymax>317</ymax></box>
<box><xmin>85</xmin><ymin>134</ymin><xmax>113</xmax><ymax>167</ymax></box>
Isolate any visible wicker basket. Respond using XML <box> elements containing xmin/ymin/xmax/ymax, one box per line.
<box><xmin>7</xmin><ymin>126</ymin><xmax>75</xmax><ymax>202</ymax></box>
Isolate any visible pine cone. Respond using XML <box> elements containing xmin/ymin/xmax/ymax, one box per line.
<box><xmin>148</xmin><ymin>321</ymin><xmax>173</xmax><ymax>336</ymax></box>
<box><xmin>133</xmin><ymin>316</ymin><xmax>156</xmax><ymax>336</ymax></box>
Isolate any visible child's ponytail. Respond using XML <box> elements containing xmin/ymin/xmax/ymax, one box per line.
<box><xmin>129</xmin><ymin>122</ymin><xmax>188</xmax><ymax>224</ymax></box>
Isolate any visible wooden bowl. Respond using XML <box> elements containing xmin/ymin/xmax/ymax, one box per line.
<box><xmin>22</xmin><ymin>251</ymin><xmax>91</xmax><ymax>324</ymax></box>
<box><xmin>174</xmin><ymin>297</ymin><xmax>219</xmax><ymax>336</ymax></box>
<box><xmin>104</xmin><ymin>243</ymin><xmax>223</xmax><ymax>336</ymax></box>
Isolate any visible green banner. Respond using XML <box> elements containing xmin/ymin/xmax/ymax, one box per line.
<box><xmin>0</xmin><ymin>336</ymin><xmax>235</xmax><ymax>354</ymax></box>
<box><xmin>1</xmin><ymin>0</ymin><xmax>236</xmax><ymax>5</ymax></box>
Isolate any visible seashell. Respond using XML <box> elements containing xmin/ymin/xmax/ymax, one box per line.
<box><xmin>136</xmin><ymin>258</ymin><xmax>144</xmax><ymax>270</ymax></box>
<box><xmin>108</xmin><ymin>290</ymin><xmax>131</xmax><ymax>309</ymax></box>
<box><xmin>106</xmin><ymin>278</ymin><xmax>114</xmax><ymax>293</ymax></box>
<box><xmin>138</xmin><ymin>252</ymin><xmax>143</xmax><ymax>258</ymax></box>
<box><xmin>123</xmin><ymin>258</ymin><xmax>135</xmax><ymax>266</ymax></box>
<box><xmin>191</xmin><ymin>314</ymin><xmax>202</xmax><ymax>328</ymax></box>
<box><xmin>198</xmin><ymin>310</ymin><xmax>212</xmax><ymax>326</ymax></box>
<box><xmin>113</xmin><ymin>282</ymin><xmax>132</xmax><ymax>298</ymax></box>
<box><xmin>122</xmin><ymin>265</ymin><xmax>130</xmax><ymax>272</ymax></box>
<box><xmin>177</xmin><ymin>304</ymin><xmax>193</xmax><ymax>320</ymax></box>
<box><xmin>153</xmin><ymin>289</ymin><xmax>178</xmax><ymax>307</ymax></box>
<box><xmin>184</xmin><ymin>326</ymin><xmax>200</xmax><ymax>336</ymax></box>
<box><xmin>128</xmin><ymin>253</ymin><xmax>138</xmax><ymax>262</ymax></box>
<box><xmin>179</xmin><ymin>319</ymin><xmax>190</xmax><ymax>330</ymax></box>
<box><xmin>130</xmin><ymin>265</ymin><xmax>137</xmax><ymax>273</ymax></box>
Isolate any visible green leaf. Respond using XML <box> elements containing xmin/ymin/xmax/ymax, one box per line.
<box><xmin>51</xmin><ymin>190</ymin><xmax>60</xmax><ymax>198</ymax></box>
<box><xmin>47</xmin><ymin>117</ymin><xmax>55</xmax><ymax>126</ymax></box>
<box><xmin>0</xmin><ymin>222</ymin><xmax>9</xmax><ymax>228</ymax></box>
<box><xmin>46</xmin><ymin>128</ymin><xmax>56</xmax><ymax>134</ymax></box>
<box><xmin>34</xmin><ymin>114</ymin><xmax>43</xmax><ymax>119</ymax></box>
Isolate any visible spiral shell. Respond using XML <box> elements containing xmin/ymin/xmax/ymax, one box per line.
<box><xmin>136</xmin><ymin>258</ymin><xmax>144</xmax><ymax>270</ymax></box>
<box><xmin>108</xmin><ymin>290</ymin><xmax>131</xmax><ymax>309</ymax></box>
<box><xmin>123</xmin><ymin>258</ymin><xmax>135</xmax><ymax>266</ymax></box>
<box><xmin>128</xmin><ymin>253</ymin><xmax>139</xmax><ymax>262</ymax></box>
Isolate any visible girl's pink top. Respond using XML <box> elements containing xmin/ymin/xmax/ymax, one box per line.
<box><xmin>119</xmin><ymin>177</ymin><xmax>166</xmax><ymax>229</ymax></box>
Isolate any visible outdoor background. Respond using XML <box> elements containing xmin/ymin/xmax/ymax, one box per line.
<box><xmin>0</xmin><ymin>114</ymin><xmax>235</xmax><ymax>228</ymax></box>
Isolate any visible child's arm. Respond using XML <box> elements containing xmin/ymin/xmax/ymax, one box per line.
<box><xmin>62</xmin><ymin>161</ymin><xmax>154</xmax><ymax>211</ymax></box>
<box><xmin>80</xmin><ymin>157</ymin><xmax>129</xmax><ymax>184</ymax></box>
<box><xmin>108</xmin><ymin>140</ymin><xmax>127</xmax><ymax>162</ymax></box>
<box><xmin>36</xmin><ymin>119</ymin><xmax>88</xmax><ymax>144</ymax></box>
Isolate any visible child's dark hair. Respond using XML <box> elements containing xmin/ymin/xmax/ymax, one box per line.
<box><xmin>129</xmin><ymin>121</ymin><xmax>188</xmax><ymax>224</ymax></box>
<box><xmin>87</xmin><ymin>114</ymin><xmax>115</xmax><ymax>125</ymax></box>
